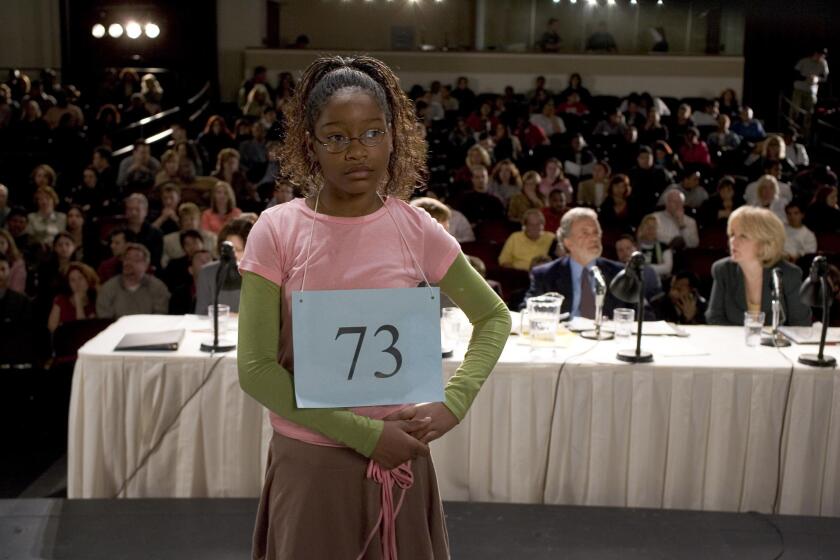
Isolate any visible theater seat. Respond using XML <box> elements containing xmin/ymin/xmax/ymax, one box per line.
<box><xmin>461</xmin><ymin>241</ymin><xmax>503</xmax><ymax>273</ymax></box>
<box><xmin>52</xmin><ymin>318</ymin><xmax>114</xmax><ymax>366</ymax></box>
<box><xmin>475</xmin><ymin>219</ymin><xmax>518</xmax><ymax>246</ymax></box>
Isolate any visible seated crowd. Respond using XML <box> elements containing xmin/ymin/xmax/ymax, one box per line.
<box><xmin>0</xmin><ymin>67</ymin><xmax>837</xmax><ymax>367</ymax></box>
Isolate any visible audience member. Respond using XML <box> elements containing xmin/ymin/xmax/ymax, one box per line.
<box><xmin>627</xmin><ymin>146</ymin><xmax>672</xmax><ymax>215</ymax></box>
<box><xmin>701</xmin><ymin>176</ymin><xmax>742</xmax><ymax>227</ymax></box>
<box><xmin>538</xmin><ymin>158</ymin><xmax>573</xmax><ymax>200</ymax></box>
<box><xmin>658</xmin><ymin>170</ymin><xmax>708</xmax><ymax>209</ymax></box>
<box><xmin>730</xmin><ymin>106</ymin><xmax>766</xmax><ymax>142</ymax></box>
<box><xmin>542</xmin><ymin>189</ymin><xmax>570</xmax><ymax>235</ymax></box>
<box><xmin>0</xmin><ymin>184</ymin><xmax>9</xmax><ymax>228</ymax></box>
<box><xmin>654</xmin><ymin>190</ymin><xmax>699</xmax><ymax>248</ymax></box>
<box><xmin>561</xmin><ymin>134</ymin><xmax>596</xmax><ymax>181</ymax></box>
<box><xmin>454</xmin><ymin>165</ymin><xmax>506</xmax><ymax>226</ymax></box>
<box><xmin>201</xmin><ymin>181</ymin><xmax>243</xmax><ymax>234</ymax></box>
<box><xmin>651</xmin><ymin>271</ymin><xmax>707</xmax><ymax>324</ymax></box>
<box><xmin>117</xmin><ymin>139</ymin><xmax>160</xmax><ymax>192</ymax></box>
<box><xmin>197</xmin><ymin>115</ymin><xmax>235</xmax><ymax>167</ymax></box>
<box><xmin>124</xmin><ymin>193</ymin><xmax>164</xmax><ymax>270</ymax></box>
<box><xmin>26</xmin><ymin>186</ymin><xmax>65</xmax><ymax>246</ymax></box>
<box><xmin>488</xmin><ymin>159</ymin><xmax>522</xmax><ymax>207</ymax></box>
<box><xmin>507</xmin><ymin>170</ymin><xmax>545</xmax><ymax>223</ymax></box>
<box><xmin>64</xmin><ymin>205</ymin><xmax>99</xmax><ymax>265</ymax></box>
<box><xmin>577</xmin><ymin>161</ymin><xmax>610</xmax><ymax>208</ymax></box>
<box><xmin>706</xmin><ymin>206</ymin><xmax>810</xmax><ymax>326</ymax></box>
<box><xmin>150</xmin><ymin>183</ymin><xmax>182</xmax><ymax>234</ymax></box>
<box><xmin>47</xmin><ymin>262</ymin><xmax>99</xmax><ymax>332</ymax></box>
<box><xmin>96</xmin><ymin>243</ymin><xmax>170</xmax><ymax>318</ymax></box>
<box><xmin>783</xmin><ymin>201</ymin><xmax>817</xmax><ymax>261</ymax></box>
<box><xmin>212</xmin><ymin>148</ymin><xmax>259</xmax><ymax>212</ymax></box>
<box><xmin>499</xmin><ymin>209</ymin><xmax>555</xmax><ymax>271</ymax></box>
<box><xmin>635</xmin><ymin>214</ymin><xmax>673</xmax><ymax>278</ymax></box>
<box><xmin>0</xmin><ymin>254</ymin><xmax>36</xmax><ymax>366</ymax></box>
<box><xmin>162</xmin><ymin>202</ymin><xmax>217</xmax><ymax>267</ymax></box>
<box><xmin>598</xmin><ymin>174</ymin><xmax>638</xmax><ymax>234</ymax></box>
<box><xmin>97</xmin><ymin>227</ymin><xmax>134</xmax><ymax>283</ymax></box>
<box><xmin>678</xmin><ymin>127</ymin><xmax>712</xmax><ymax>167</ymax></box>
<box><xmin>0</xmin><ymin>229</ymin><xmax>26</xmax><ymax>293</ymax></box>
<box><xmin>169</xmin><ymin>249</ymin><xmax>213</xmax><ymax>315</ymax></box>
<box><xmin>748</xmin><ymin>174</ymin><xmax>787</xmax><ymax>222</ymax></box>
<box><xmin>614</xmin><ymin>234</ymin><xmax>663</xmax><ymax>301</ymax></box>
<box><xmin>706</xmin><ymin>115</ymin><xmax>742</xmax><ymax>152</ymax></box>
<box><xmin>692</xmin><ymin>99</ymin><xmax>720</xmax><ymax>127</ymax></box>
<box><xmin>154</xmin><ymin>150</ymin><xmax>182</xmax><ymax>187</ymax></box>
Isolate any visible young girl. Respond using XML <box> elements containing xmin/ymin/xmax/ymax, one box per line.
<box><xmin>237</xmin><ymin>56</ymin><xmax>510</xmax><ymax>559</ymax></box>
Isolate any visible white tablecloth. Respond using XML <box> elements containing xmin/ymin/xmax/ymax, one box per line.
<box><xmin>68</xmin><ymin>315</ymin><xmax>840</xmax><ymax>516</ymax></box>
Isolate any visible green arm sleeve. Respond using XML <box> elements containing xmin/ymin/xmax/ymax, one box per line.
<box><xmin>237</xmin><ymin>271</ymin><xmax>384</xmax><ymax>457</ymax></box>
<box><xmin>439</xmin><ymin>252</ymin><xmax>512</xmax><ymax>421</ymax></box>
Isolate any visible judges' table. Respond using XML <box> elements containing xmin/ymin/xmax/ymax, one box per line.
<box><xmin>68</xmin><ymin>315</ymin><xmax>840</xmax><ymax>516</ymax></box>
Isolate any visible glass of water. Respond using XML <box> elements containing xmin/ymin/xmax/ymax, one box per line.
<box><xmin>744</xmin><ymin>311</ymin><xmax>765</xmax><ymax>346</ymax></box>
<box><xmin>526</xmin><ymin>294</ymin><xmax>564</xmax><ymax>346</ymax></box>
<box><xmin>208</xmin><ymin>304</ymin><xmax>231</xmax><ymax>335</ymax></box>
<box><xmin>613</xmin><ymin>308</ymin><xmax>635</xmax><ymax>338</ymax></box>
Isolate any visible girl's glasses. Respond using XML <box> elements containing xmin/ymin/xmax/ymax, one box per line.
<box><xmin>312</xmin><ymin>129</ymin><xmax>387</xmax><ymax>153</ymax></box>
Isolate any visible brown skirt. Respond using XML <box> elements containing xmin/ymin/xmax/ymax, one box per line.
<box><xmin>252</xmin><ymin>432</ymin><xmax>450</xmax><ymax>560</ymax></box>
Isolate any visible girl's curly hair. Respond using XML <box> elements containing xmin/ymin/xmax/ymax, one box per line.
<box><xmin>277</xmin><ymin>55</ymin><xmax>426</xmax><ymax>200</ymax></box>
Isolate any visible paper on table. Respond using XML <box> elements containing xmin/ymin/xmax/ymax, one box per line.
<box><xmin>566</xmin><ymin>318</ymin><xmax>681</xmax><ymax>336</ymax></box>
<box><xmin>778</xmin><ymin>323</ymin><xmax>840</xmax><ymax>344</ymax></box>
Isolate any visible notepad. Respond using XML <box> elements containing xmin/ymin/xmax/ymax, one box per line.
<box><xmin>114</xmin><ymin>329</ymin><xmax>185</xmax><ymax>351</ymax></box>
<box><xmin>778</xmin><ymin>323</ymin><xmax>840</xmax><ymax>345</ymax></box>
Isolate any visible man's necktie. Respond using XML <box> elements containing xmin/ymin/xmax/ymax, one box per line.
<box><xmin>579</xmin><ymin>267</ymin><xmax>596</xmax><ymax>319</ymax></box>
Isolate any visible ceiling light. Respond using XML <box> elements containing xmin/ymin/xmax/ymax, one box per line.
<box><xmin>108</xmin><ymin>23</ymin><xmax>123</xmax><ymax>38</ymax></box>
<box><xmin>144</xmin><ymin>22</ymin><xmax>160</xmax><ymax>38</ymax></box>
<box><xmin>92</xmin><ymin>24</ymin><xmax>105</xmax><ymax>38</ymax></box>
<box><xmin>126</xmin><ymin>21</ymin><xmax>142</xmax><ymax>39</ymax></box>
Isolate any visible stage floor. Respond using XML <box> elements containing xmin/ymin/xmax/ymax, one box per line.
<box><xmin>2</xmin><ymin>498</ymin><xmax>839</xmax><ymax>559</ymax></box>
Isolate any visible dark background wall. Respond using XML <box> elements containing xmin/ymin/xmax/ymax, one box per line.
<box><xmin>742</xmin><ymin>0</ymin><xmax>839</xmax><ymax>130</ymax></box>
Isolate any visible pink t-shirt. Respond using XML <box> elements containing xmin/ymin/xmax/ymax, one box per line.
<box><xmin>239</xmin><ymin>196</ymin><xmax>461</xmax><ymax>447</ymax></box>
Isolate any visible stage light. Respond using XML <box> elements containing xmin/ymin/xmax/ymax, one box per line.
<box><xmin>607</xmin><ymin>0</ymin><xmax>615</xmax><ymax>5</ymax></box>
<box><xmin>553</xmin><ymin>0</ymin><xmax>561</xmax><ymax>3</ymax></box>
<box><xmin>92</xmin><ymin>24</ymin><xmax>105</xmax><ymax>38</ymax></box>
<box><xmin>586</xmin><ymin>0</ymin><xmax>597</xmax><ymax>6</ymax></box>
<box><xmin>570</xmin><ymin>0</ymin><xmax>577</xmax><ymax>4</ymax></box>
<box><xmin>657</xmin><ymin>0</ymin><xmax>664</xmax><ymax>4</ymax></box>
<box><xmin>126</xmin><ymin>21</ymin><xmax>142</xmax><ymax>39</ymax></box>
<box><xmin>630</xmin><ymin>0</ymin><xmax>637</xmax><ymax>4</ymax></box>
<box><xmin>144</xmin><ymin>22</ymin><xmax>160</xmax><ymax>38</ymax></box>
<box><xmin>108</xmin><ymin>23</ymin><xmax>123</xmax><ymax>38</ymax></box>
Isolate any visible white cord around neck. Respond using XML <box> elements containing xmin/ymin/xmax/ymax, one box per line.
<box><xmin>298</xmin><ymin>191</ymin><xmax>435</xmax><ymax>302</ymax></box>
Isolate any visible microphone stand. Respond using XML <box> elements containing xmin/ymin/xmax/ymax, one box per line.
<box><xmin>616</xmin><ymin>280</ymin><xmax>652</xmax><ymax>363</ymax></box>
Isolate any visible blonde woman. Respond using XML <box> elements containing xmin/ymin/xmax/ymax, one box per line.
<box><xmin>201</xmin><ymin>181</ymin><xmax>242</xmax><ymax>234</ymax></box>
<box><xmin>454</xmin><ymin>144</ymin><xmax>492</xmax><ymax>185</ymax></box>
<box><xmin>154</xmin><ymin>149</ymin><xmax>181</xmax><ymax>187</ymax></box>
<box><xmin>508</xmin><ymin>170</ymin><xmax>545</xmax><ymax>222</ymax></box>
<box><xmin>706</xmin><ymin>206</ymin><xmax>810</xmax><ymax>326</ymax></box>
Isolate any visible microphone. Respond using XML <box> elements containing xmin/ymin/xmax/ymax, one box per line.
<box><xmin>772</xmin><ymin>267</ymin><xmax>782</xmax><ymax>300</ymax></box>
<box><xmin>761</xmin><ymin>267</ymin><xmax>790</xmax><ymax>347</ymax></box>
<box><xmin>581</xmin><ymin>265</ymin><xmax>614</xmax><ymax>340</ymax></box>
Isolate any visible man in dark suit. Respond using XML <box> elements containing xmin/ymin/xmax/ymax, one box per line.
<box><xmin>524</xmin><ymin>207</ymin><xmax>626</xmax><ymax>319</ymax></box>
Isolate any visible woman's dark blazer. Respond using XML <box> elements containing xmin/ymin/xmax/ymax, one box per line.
<box><xmin>705</xmin><ymin>257</ymin><xmax>811</xmax><ymax>326</ymax></box>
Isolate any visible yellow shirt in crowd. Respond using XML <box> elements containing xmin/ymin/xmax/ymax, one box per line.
<box><xmin>498</xmin><ymin>231</ymin><xmax>555</xmax><ymax>271</ymax></box>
